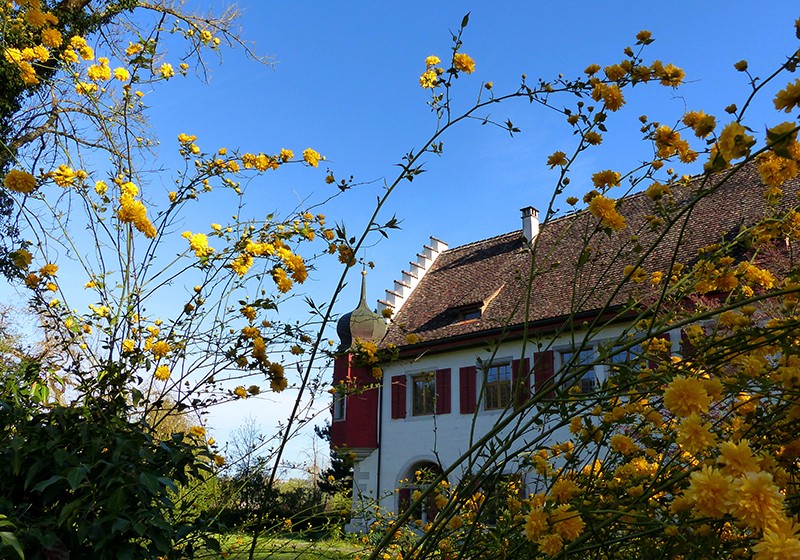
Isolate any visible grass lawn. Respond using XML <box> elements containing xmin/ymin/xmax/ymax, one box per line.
<box><xmin>203</xmin><ymin>533</ymin><xmax>365</xmax><ymax>559</ymax></box>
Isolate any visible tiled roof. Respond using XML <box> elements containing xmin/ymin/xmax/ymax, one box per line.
<box><xmin>383</xmin><ymin>162</ymin><xmax>800</xmax><ymax>348</ymax></box>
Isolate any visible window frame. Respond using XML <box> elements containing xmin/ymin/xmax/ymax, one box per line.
<box><xmin>332</xmin><ymin>385</ymin><xmax>346</xmax><ymax>422</ymax></box>
<box><xmin>411</xmin><ymin>371</ymin><xmax>436</xmax><ymax>416</ymax></box>
<box><xmin>560</xmin><ymin>347</ymin><xmax>598</xmax><ymax>394</ymax></box>
<box><xmin>483</xmin><ymin>362</ymin><xmax>512</xmax><ymax>410</ymax></box>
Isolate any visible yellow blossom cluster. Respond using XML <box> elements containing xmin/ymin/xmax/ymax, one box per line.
<box><xmin>3</xmin><ymin>169</ymin><xmax>37</xmax><ymax>194</ymax></box>
<box><xmin>587</xmin><ymin>194</ymin><xmax>627</xmax><ymax>231</ymax></box>
<box><xmin>653</xmin><ymin>125</ymin><xmax>697</xmax><ymax>163</ymax></box>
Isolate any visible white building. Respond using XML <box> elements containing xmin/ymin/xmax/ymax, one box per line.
<box><xmin>330</xmin><ymin>162</ymin><xmax>796</xmax><ymax>530</ymax></box>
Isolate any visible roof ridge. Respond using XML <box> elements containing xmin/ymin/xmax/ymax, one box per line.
<box><xmin>441</xmin><ymin>229</ymin><xmax>521</xmax><ymax>254</ymax></box>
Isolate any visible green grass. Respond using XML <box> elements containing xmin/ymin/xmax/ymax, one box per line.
<box><xmin>204</xmin><ymin>533</ymin><xmax>364</xmax><ymax>560</ymax></box>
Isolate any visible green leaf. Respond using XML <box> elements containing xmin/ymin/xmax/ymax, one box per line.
<box><xmin>66</xmin><ymin>466</ymin><xmax>86</xmax><ymax>490</ymax></box>
<box><xmin>0</xmin><ymin>531</ymin><xmax>24</xmax><ymax>559</ymax></box>
<box><xmin>461</xmin><ymin>12</ymin><xmax>470</xmax><ymax>29</ymax></box>
<box><xmin>138</xmin><ymin>472</ymin><xmax>162</xmax><ymax>495</ymax></box>
<box><xmin>31</xmin><ymin>475</ymin><xmax>63</xmax><ymax>493</ymax></box>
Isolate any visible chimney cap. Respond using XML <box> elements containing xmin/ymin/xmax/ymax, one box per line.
<box><xmin>520</xmin><ymin>206</ymin><xmax>539</xmax><ymax>218</ymax></box>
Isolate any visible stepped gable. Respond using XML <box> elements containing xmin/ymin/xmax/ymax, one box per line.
<box><xmin>383</xmin><ymin>162</ymin><xmax>800</xmax><ymax>348</ymax></box>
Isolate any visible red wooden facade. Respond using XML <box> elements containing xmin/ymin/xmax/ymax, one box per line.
<box><xmin>330</xmin><ymin>353</ymin><xmax>379</xmax><ymax>450</ymax></box>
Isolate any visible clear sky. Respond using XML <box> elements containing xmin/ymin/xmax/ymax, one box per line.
<box><xmin>140</xmin><ymin>1</ymin><xmax>798</xmax><ymax>469</ymax></box>
<box><xmin>7</xmin><ymin>1</ymin><xmax>797</xmax><ymax>473</ymax></box>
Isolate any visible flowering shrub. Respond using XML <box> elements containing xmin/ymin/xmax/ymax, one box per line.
<box><xmin>2</xmin><ymin>2</ymin><xmax>800</xmax><ymax>560</ymax></box>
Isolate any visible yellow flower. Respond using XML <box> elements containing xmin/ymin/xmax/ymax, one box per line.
<box><xmin>279</xmin><ymin>148</ymin><xmax>294</xmax><ymax>162</ymax></box>
<box><xmin>78</xmin><ymin>46</ymin><xmax>94</xmax><ymax>61</ymax></box>
<box><xmin>774</xmin><ymin>78</ymin><xmax>800</xmax><ymax>113</ymax></box>
<box><xmin>113</xmin><ymin>67</ymin><xmax>130</xmax><ymax>81</ymax></box>
<box><xmin>584</xmin><ymin>64</ymin><xmax>601</xmax><ymax>75</ymax></box>
<box><xmin>154</xmin><ymin>365</ymin><xmax>170</xmax><ymax>381</ymax></box>
<box><xmin>584</xmin><ymin>131</ymin><xmax>603</xmax><ymax>145</ymax></box>
<box><xmin>537</xmin><ymin>533</ymin><xmax>564</xmax><ymax>557</ymax></box>
<box><xmin>676</xmin><ymin>413</ymin><xmax>716</xmax><ymax>455</ymax></box>
<box><xmin>726</xmin><ymin>471</ymin><xmax>785</xmax><ymax>530</ymax></box>
<box><xmin>75</xmin><ymin>82</ymin><xmax>97</xmax><ymax>95</ymax></box>
<box><xmin>591</xmin><ymin>83</ymin><xmax>625</xmax><ymax>112</ymax></box>
<box><xmin>591</xmin><ymin>169</ymin><xmax>621</xmax><ymax>188</ymax></box>
<box><xmin>452</xmin><ymin>53</ymin><xmax>475</xmax><ymax>74</ymax></box>
<box><xmin>610</xmin><ymin>434</ymin><xmax>638</xmax><ymax>455</ymax></box>
<box><xmin>753</xmin><ymin>528</ymin><xmax>800</xmax><ymax>560</ymax></box>
<box><xmin>151</xmin><ymin>340</ymin><xmax>170</xmax><ymax>358</ymax></box>
<box><xmin>10</xmin><ymin>249</ymin><xmax>32</xmax><ymax>269</ymax></box>
<box><xmin>159</xmin><ymin>63</ymin><xmax>175</xmax><ymax>79</ymax></box>
<box><xmin>302</xmin><ymin>148</ymin><xmax>322</xmax><ymax>167</ymax></box>
<box><xmin>41</xmin><ymin>27</ymin><xmax>63</xmax><ymax>48</ymax></box>
<box><xmin>419</xmin><ymin>69</ymin><xmax>438</xmax><ymax>89</ymax></box>
<box><xmin>184</xmin><ymin>232</ymin><xmax>214</xmax><ymax>257</ymax></box>
<box><xmin>587</xmin><ymin>195</ymin><xmax>626</xmax><ymax>231</ymax></box>
<box><xmin>271</xmin><ymin>376</ymin><xmax>288</xmax><ymax>392</ymax></box>
<box><xmin>682</xmin><ymin>110</ymin><xmax>716</xmax><ymax>138</ymax></box>
<box><xmin>662</xmin><ymin>376</ymin><xmax>711</xmax><ymax>417</ymax></box>
<box><xmin>230</xmin><ymin>253</ymin><xmax>253</xmax><ymax>277</ymax></box>
<box><xmin>657</xmin><ymin>63</ymin><xmax>685</xmax><ymax>87</ymax></box>
<box><xmin>602</xmin><ymin>64</ymin><xmax>625</xmax><ymax>81</ymax></box>
<box><xmin>234</xmin><ymin>386</ymin><xmax>248</xmax><ymax>398</ymax></box>
<box><xmin>214</xmin><ymin>454</ymin><xmax>225</xmax><ymax>466</ymax></box>
<box><xmin>684</xmin><ymin>465</ymin><xmax>732</xmax><ymax>518</ymax></box>
<box><xmin>550</xmin><ymin>505</ymin><xmax>585</xmax><ymax>541</ymax></box>
<box><xmin>716</xmin><ymin>121</ymin><xmax>754</xmax><ymax>163</ymax></box>
<box><xmin>272</xmin><ymin>267</ymin><xmax>293</xmax><ymax>293</ymax></box>
<box><xmin>240</xmin><ymin>306</ymin><xmax>256</xmax><ymax>321</ymax></box>
<box><xmin>87</xmin><ymin>63</ymin><xmax>111</xmax><ymax>81</ymax></box>
<box><xmin>524</xmin><ymin>508</ymin><xmax>548</xmax><ymax>541</ymax></box>
<box><xmin>189</xmin><ymin>425</ymin><xmax>206</xmax><ymax>438</ymax></box>
<box><xmin>546</xmin><ymin>151</ymin><xmax>567</xmax><ymax>168</ymax></box>
<box><xmin>719</xmin><ymin>440</ymin><xmax>760</xmax><ymax>476</ymax></box>
<box><xmin>94</xmin><ymin>180</ymin><xmax>107</xmax><ymax>196</ymax></box>
<box><xmin>118</xmin><ymin>193</ymin><xmax>157</xmax><ymax>238</ymax></box>
<box><xmin>122</xmin><ymin>339</ymin><xmax>135</xmax><ymax>353</ymax></box>
<box><xmin>424</xmin><ymin>55</ymin><xmax>440</xmax><ymax>67</ymax></box>
<box><xmin>4</xmin><ymin>169</ymin><xmax>37</xmax><ymax>194</ymax></box>
<box><xmin>61</xmin><ymin>49</ymin><xmax>78</xmax><ymax>64</ymax></box>
<box><xmin>39</xmin><ymin>263</ymin><xmax>58</xmax><ymax>276</ymax></box>
<box><xmin>24</xmin><ymin>8</ymin><xmax>47</xmax><ymax>27</ymax></box>
<box><xmin>549</xmin><ymin>478</ymin><xmax>579</xmax><ymax>503</ymax></box>
<box><xmin>126</xmin><ymin>42</ymin><xmax>144</xmax><ymax>57</ymax></box>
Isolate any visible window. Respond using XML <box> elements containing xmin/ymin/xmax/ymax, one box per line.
<box><xmin>332</xmin><ymin>386</ymin><xmax>346</xmax><ymax>421</ymax></box>
<box><xmin>484</xmin><ymin>363</ymin><xmax>512</xmax><ymax>410</ymax></box>
<box><xmin>462</xmin><ymin>308</ymin><xmax>481</xmax><ymax>320</ymax></box>
<box><xmin>608</xmin><ymin>344</ymin><xmax>643</xmax><ymax>373</ymax></box>
<box><xmin>412</xmin><ymin>372</ymin><xmax>436</xmax><ymax>416</ymax></box>
<box><xmin>398</xmin><ymin>463</ymin><xmax>444</xmax><ymax>523</ymax></box>
<box><xmin>560</xmin><ymin>348</ymin><xmax>597</xmax><ymax>393</ymax></box>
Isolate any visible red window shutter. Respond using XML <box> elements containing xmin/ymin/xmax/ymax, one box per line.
<box><xmin>435</xmin><ymin>368</ymin><xmax>451</xmax><ymax>414</ymax></box>
<box><xmin>459</xmin><ymin>366</ymin><xmax>476</xmax><ymax>414</ymax></box>
<box><xmin>680</xmin><ymin>329</ymin><xmax>695</xmax><ymax>358</ymax></box>
<box><xmin>398</xmin><ymin>487</ymin><xmax>411</xmax><ymax>513</ymax></box>
<box><xmin>648</xmin><ymin>333</ymin><xmax>672</xmax><ymax>369</ymax></box>
<box><xmin>512</xmin><ymin>358</ymin><xmax>531</xmax><ymax>407</ymax></box>
<box><xmin>533</xmin><ymin>351</ymin><xmax>555</xmax><ymax>399</ymax></box>
<box><xmin>391</xmin><ymin>375</ymin><xmax>406</xmax><ymax>419</ymax></box>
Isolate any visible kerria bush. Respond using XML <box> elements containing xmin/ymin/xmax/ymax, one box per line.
<box><xmin>0</xmin><ymin>1</ymin><xmax>353</xmax><ymax>558</ymax></box>
<box><xmin>361</xmin><ymin>16</ymin><xmax>800</xmax><ymax>560</ymax></box>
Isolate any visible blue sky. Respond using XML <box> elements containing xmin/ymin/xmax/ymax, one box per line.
<box><xmin>135</xmin><ymin>1</ymin><xmax>800</xmax><ymax>467</ymax></box>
